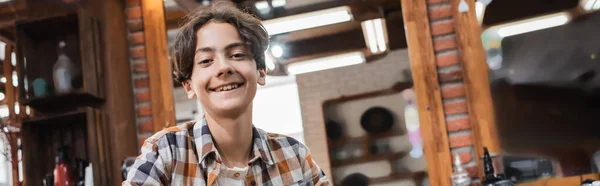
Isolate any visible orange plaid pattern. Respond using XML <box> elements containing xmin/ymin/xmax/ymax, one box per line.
<box><xmin>123</xmin><ymin>119</ymin><xmax>330</xmax><ymax>186</ymax></box>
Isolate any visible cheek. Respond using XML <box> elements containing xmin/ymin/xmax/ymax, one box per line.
<box><xmin>190</xmin><ymin>69</ymin><xmax>210</xmax><ymax>93</ymax></box>
<box><xmin>238</xmin><ymin>62</ymin><xmax>259</xmax><ymax>81</ymax></box>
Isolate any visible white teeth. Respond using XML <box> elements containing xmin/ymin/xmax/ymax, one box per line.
<box><xmin>215</xmin><ymin>84</ymin><xmax>239</xmax><ymax>92</ymax></box>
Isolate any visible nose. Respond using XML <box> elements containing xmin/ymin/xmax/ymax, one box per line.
<box><xmin>215</xmin><ymin>57</ymin><xmax>234</xmax><ymax>77</ymax></box>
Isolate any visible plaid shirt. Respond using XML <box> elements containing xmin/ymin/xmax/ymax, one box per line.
<box><xmin>123</xmin><ymin>119</ymin><xmax>331</xmax><ymax>186</ymax></box>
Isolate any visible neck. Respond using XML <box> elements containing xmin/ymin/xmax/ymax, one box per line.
<box><xmin>204</xmin><ymin>104</ymin><xmax>254</xmax><ymax>168</ymax></box>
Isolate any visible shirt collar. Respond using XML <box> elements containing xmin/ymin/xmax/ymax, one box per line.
<box><xmin>192</xmin><ymin>118</ymin><xmax>274</xmax><ymax>166</ymax></box>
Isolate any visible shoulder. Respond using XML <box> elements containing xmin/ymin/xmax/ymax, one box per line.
<box><xmin>141</xmin><ymin>121</ymin><xmax>196</xmax><ymax>148</ymax></box>
<box><xmin>259</xmin><ymin>128</ymin><xmax>310</xmax><ymax>157</ymax></box>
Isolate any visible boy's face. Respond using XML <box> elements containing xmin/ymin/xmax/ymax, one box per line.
<box><xmin>183</xmin><ymin>22</ymin><xmax>266</xmax><ymax>117</ymax></box>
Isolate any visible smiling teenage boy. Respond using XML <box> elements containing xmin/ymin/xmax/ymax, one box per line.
<box><xmin>123</xmin><ymin>1</ymin><xmax>330</xmax><ymax>186</ymax></box>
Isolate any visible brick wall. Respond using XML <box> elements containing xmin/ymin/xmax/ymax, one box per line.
<box><xmin>427</xmin><ymin>0</ymin><xmax>479</xmax><ymax>181</ymax></box>
<box><xmin>125</xmin><ymin>0</ymin><xmax>154</xmax><ymax>148</ymax></box>
<box><xmin>296</xmin><ymin>49</ymin><xmax>412</xmax><ymax>178</ymax></box>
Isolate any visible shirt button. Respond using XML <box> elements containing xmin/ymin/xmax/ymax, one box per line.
<box><xmin>233</xmin><ymin>172</ymin><xmax>240</xmax><ymax>177</ymax></box>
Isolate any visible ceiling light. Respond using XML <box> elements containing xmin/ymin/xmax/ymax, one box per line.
<box><xmin>475</xmin><ymin>2</ymin><xmax>485</xmax><ymax>23</ymax></box>
<box><xmin>201</xmin><ymin>0</ymin><xmax>210</xmax><ymax>6</ymax></box>
<box><xmin>11</xmin><ymin>52</ymin><xmax>16</xmax><ymax>66</ymax></box>
<box><xmin>264</xmin><ymin>51</ymin><xmax>276</xmax><ymax>71</ymax></box>
<box><xmin>0</xmin><ymin>105</ymin><xmax>7</xmax><ymax>118</ymax></box>
<box><xmin>362</xmin><ymin>18</ymin><xmax>387</xmax><ymax>54</ymax></box>
<box><xmin>583</xmin><ymin>0</ymin><xmax>599</xmax><ymax>10</ymax></box>
<box><xmin>270</xmin><ymin>45</ymin><xmax>283</xmax><ymax>58</ymax></box>
<box><xmin>0</xmin><ymin>42</ymin><xmax>5</xmax><ymax>60</ymax></box>
<box><xmin>374</xmin><ymin>19</ymin><xmax>387</xmax><ymax>52</ymax></box>
<box><xmin>14</xmin><ymin>102</ymin><xmax>19</xmax><ymax>115</ymax></box>
<box><xmin>0</xmin><ymin>93</ymin><xmax>4</xmax><ymax>101</ymax></box>
<box><xmin>584</xmin><ymin>0</ymin><xmax>595</xmax><ymax>10</ymax></box>
<box><xmin>271</xmin><ymin>0</ymin><xmax>286</xmax><ymax>8</ymax></box>
<box><xmin>363</xmin><ymin>20</ymin><xmax>377</xmax><ymax>53</ymax></box>
<box><xmin>255</xmin><ymin>1</ymin><xmax>270</xmax><ymax>11</ymax></box>
<box><xmin>0</xmin><ymin>77</ymin><xmax>5</xmax><ymax>83</ymax></box>
<box><xmin>262</xmin><ymin>6</ymin><xmax>352</xmax><ymax>35</ymax></box>
<box><xmin>594</xmin><ymin>0</ymin><xmax>600</xmax><ymax>10</ymax></box>
<box><xmin>286</xmin><ymin>52</ymin><xmax>365</xmax><ymax>75</ymax></box>
<box><xmin>12</xmin><ymin>71</ymin><xmax>17</xmax><ymax>87</ymax></box>
<box><xmin>497</xmin><ymin>12</ymin><xmax>570</xmax><ymax>37</ymax></box>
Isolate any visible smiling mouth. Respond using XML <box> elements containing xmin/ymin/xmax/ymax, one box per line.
<box><xmin>210</xmin><ymin>82</ymin><xmax>245</xmax><ymax>92</ymax></box>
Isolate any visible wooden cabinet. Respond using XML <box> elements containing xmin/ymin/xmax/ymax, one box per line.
<box><xmin>15</xmin><ymin>10</ymin><xmax>103</xmax><ymax>113</ymax></box>
<box><xmin>11</xmin><ymin>8</ymin><xmax>110</xmax><ymax>186</ymax></box>
<box><xmin>21</xmin><ymin>108</ymin><xmax>109</xmax><ymax>185</ymax></box>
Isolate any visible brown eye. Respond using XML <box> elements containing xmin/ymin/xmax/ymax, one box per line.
<box><xmin>198</xmin><ymin>59</ymin><xmax>212</xmax><ymax>64</ymax></box>
<box><xmin>231</xmin><ymin>53</ymin><xmax>247</xmax><ymax>59</ymax></box>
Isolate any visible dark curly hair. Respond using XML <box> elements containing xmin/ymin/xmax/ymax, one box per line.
<box><xmin>171</xmin><ymin>1</ymin><xmax>269</xmax><ymax>83</ymax></box>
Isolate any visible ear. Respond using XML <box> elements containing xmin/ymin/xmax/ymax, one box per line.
<box><xmin>182</xmin><ymin>80</ymin><xmax>196</xmax><ymax>99</ymax></box>
<box><xmin>257</xmin><ymin>69</ymin><xmax>266</xmax><ymax>86</ymax></box>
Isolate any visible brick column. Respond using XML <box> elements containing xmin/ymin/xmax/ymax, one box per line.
<box><xmin>125</xmin><ymin>0</ymin><xmax>154</xmax><ymax>147</ymax></box>
<box><xmin>428</xmin><ymin>0</ymin><xmax>480</xmax><ymax>181</ymax></box>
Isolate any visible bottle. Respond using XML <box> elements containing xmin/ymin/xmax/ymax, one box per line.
<box><xmin>54</xmin><ymin>147</ymin><xmax>74</xmax><ymax>186</ymax></box>
<box><xmin>482</xmin><ymin>147</ymin><xmax>501</xmax><ymax>185</ymax></box>
<box><xmin>481</xmin><ymin>147</ymin><xmax>515</xmax><ymax>186</ymax></box>
<box><xmin>84</xmin><ymin>164</ymin><xmax>93</xmax><ymax>186</ymax></box>
<box><xmin>53</xmin><ymin>41</ymin><xmax>75</xmax><ymax>94</ymax></box>
<box><xmin>405</xmin><ymin>99</ymin><xmax>423</xmax><ymax>158</ymax></box>
<box><xmin>75</xmin><ymin>159</ymin><xmax>88</xmax><ymax>186</ymax></box>
<box><xmin>451</xmin><ymin>153</ymin><xmax>471</xmax><ymax>186</ymax></box>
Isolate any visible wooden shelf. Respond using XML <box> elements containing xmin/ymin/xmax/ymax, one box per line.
<box><xmin>331</xmin><ymin>151</ymin><xmax>408</xmax><ymax>167</ymax></box>
<box><xmin>335</xmin><ymin>171</ymin><xmax>427</xmax><ymax>185</ymax></box>
<box><xmin>22</xmin><ymin>109</ymin><xmax>87</xmax><ymax>125</ymax></box>
<box><xmin>328</xmin><ymin>130</ymin><xmax>404</xmax><ymax>148</ymax></box>
<box><xmin>370</xmin><ymin>171</ymin><xmax>427</xmax><ymax>184</ymax></box>
<box><xmin>517</xmin><ymin>173</ymin><xmax>600</xmax><ymax>186</ymax></box>
<box><xmin>23</xmin><ymin>92</ymin><xmax>103</xmax><ymax>113</ymax></box>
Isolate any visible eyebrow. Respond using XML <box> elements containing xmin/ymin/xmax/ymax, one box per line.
<box><xmin>195</xmin><ymin>42</ymin><xmax>247</xmax><ymax>54</ymax></box>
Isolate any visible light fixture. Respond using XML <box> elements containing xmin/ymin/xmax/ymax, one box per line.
<box><xmin>594</xmin><ymin>0</ymin><xmax>600</xmax><ymax>10</ymax></box>
<box><xmin>0</xmin><ymin>77</ymin><xmax>5</xmax><ymax>83</ymax></box>
<box><xmin>255</xmin><ymin>1</ymin><xmax>270</xmax><ymax>11</ymax></box>
<box><xmin>12</xmin><ymin>71</ymin><xmax>17</xmax><ymax>87</ymax></box>
<box><xmin>201</xmin><ymin>0</ymin><xmax>210</xmax><ymax>6</ymax></box>
<box><xmin>286</xmin><ymin>51</ymin><xmax>365</xmax><ymax>75</ymax></box>
<box><xmin>584</xmin><ymin>0</ymin><xmax>594</xmax><ymax>10</ymax></box>
<box><xmin>0</xmin><ymin>93</ymin><xmax>4</xmax><ymax>101</ymax></box>
<box><xmin>25</xmin><ymin>106</ymin><xmax>30</xmax><ymax>115</ymax></box>
<box><xmin>14</xmin><ymin>102</ymin><xmax>19</xmax><ymax>115</ymax></box>
<box><xmin>374</xmin><ymin>19</ymin><xmax>387</xmax><ymax>52</ymax></box>
<box><xmin>0</xmin><ymin>0</ymin><xmax>11</xmax><ymax>3</ymax></box>
<box><xmin>23</xmin><ymin>75</ymin><xmax>28</xmax><ymax>92</ymax></box>
<box><xmin>0</xmin><ymin>105</ymin><xmax>8</xmax><ymax>118</ymax></box>
<box><xmin>583</xmin><ymin>0</ymin><xmax>600</xmax><ymax>11</ymax></box>
<box><xmin>11</xmin><ymin>52</ymin><xmax>16</xmax><ymax>66</ymax></box>
<box><xmin>264</xmin><ymin>51</ymin><xmax>276</xmax><ymax>71</ymax></box>
<box><xmin>361</xmin><ymin>18</ymin><xmax>388</xmax><ymax>54</ymax></box>
<box><xmin>0</xmin><ymin>41</ymin><xmax>5</xmax><ymax>60</ymax></box>
<box><xmin>496</xmin><ymin>12</ymin><xmax>570</xmax><ymax>37</ymax></box>
<box><xmin>270</xmin><ymin>45</ymin><xmax>283</xmax><ymax>58</ymax></box>
<box><xmin>271</xmin><ymin>0</ymin><xmax>286</xmax><ymax>8</ymax></box>
<box><xmin>262</xmin><ymin>6</ymin><xmax>353</xmax><ymax>35</ymax></box>
<box><xmin>475</xmin><ymin>2</ymin><xmax>485</xmax><ymax>23</ymax></box>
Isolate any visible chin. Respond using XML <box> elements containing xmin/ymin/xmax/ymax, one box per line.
<box><xmin>209</xmin><ymin>100</ymin><xmax>251</xmax><ymax>117</ymax></box>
